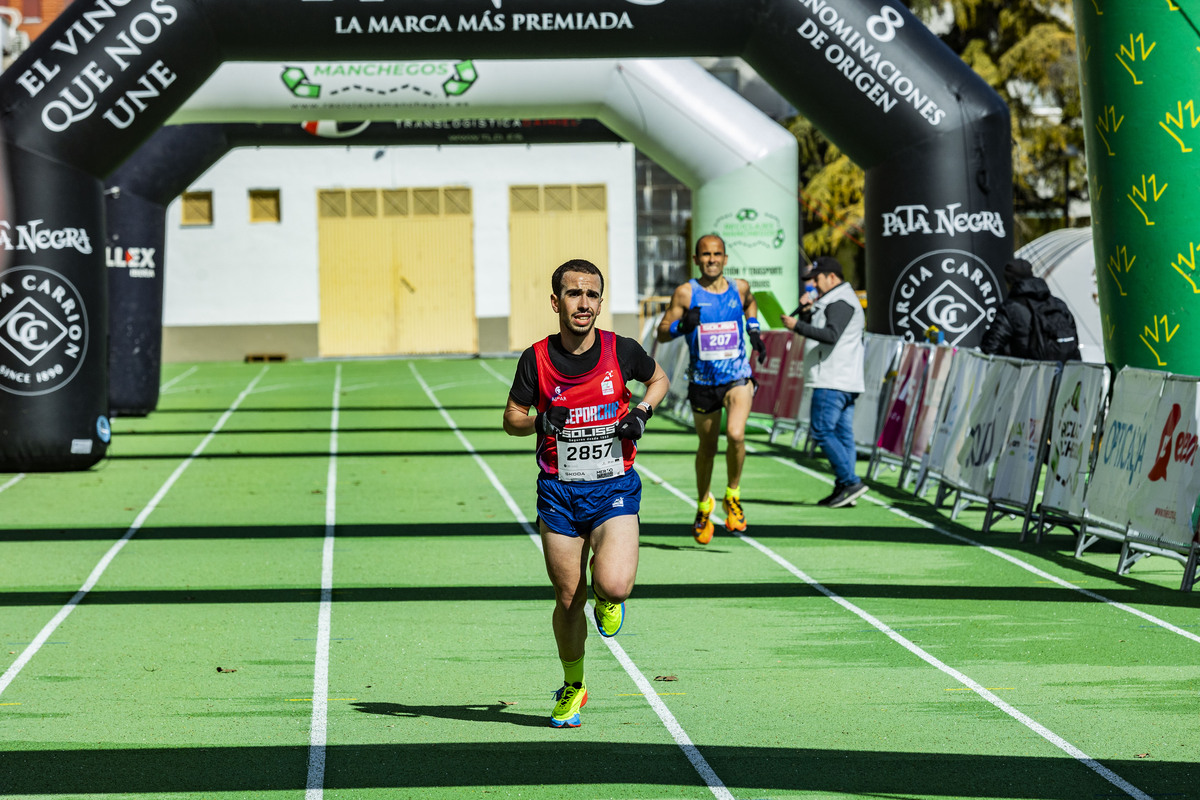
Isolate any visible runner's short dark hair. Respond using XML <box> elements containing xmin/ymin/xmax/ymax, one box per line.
<box><xmin>552</xmin><ymin>259</ymin><xmax>604</xmax><ymax>296</ymax></box>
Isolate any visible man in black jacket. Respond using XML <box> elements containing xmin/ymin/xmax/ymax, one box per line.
<box><xmin>980</xmin><ymin>258</ymin><xmax>1081</xmax><ymax>361</ymax></box>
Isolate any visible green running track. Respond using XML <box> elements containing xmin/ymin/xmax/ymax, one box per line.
<box><xmin>0</xmin><ymin>358</ymin><xmax>1197</xmax><ymax>800</ymax></box>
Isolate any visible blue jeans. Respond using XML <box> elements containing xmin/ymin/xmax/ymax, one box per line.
<box><xmin>809</xmin><ymin>388</ymin><xmax>860</xmax><ymax>488</ymax></box>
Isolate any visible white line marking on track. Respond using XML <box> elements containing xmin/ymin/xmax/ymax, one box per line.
<box><xmin>0</xmin><ymin>473</ymin><xmax>25</xmax><ymax>494</ymax></box>
<box><xmin>159</xmin><ymin>365</ymin><xmax>198</xmax><ymax>392</ymax></box>
<box><xmin>413</xmin><ymin>363</ymin><xmax>736</xmax><ymax>800</ymax></box>
<box><xmin>478</xmin><ymin>361</ymin><xmax>512</xmax><ymax>384</ymax></box>
<box><xmin>338</xmin><ymin>382</ymin><xmax>379</xmax><ymax>394</ymax></box>
<box><xmin>635</xmin><ymin>460</ymin><xmax>1154</xmax><ymax>800</ymax></box>
<box><xmin>758</xmin><ymin>447</ymin><xmax>1200</xmax><ymax>645</ymax></box>
<box><xmin>428</xmin><ymin>380</ymin><xmax>490</xmax><ymax>393</ymax></box>
<box><xmin>306</xmin><ymin>364</ymin><xmax>341</xmax><ymax>800</ymax></box>
<box><xmin>0</xmin><ymin>367</ymin><xmax>270</xmax><ymax>700</ymax></box>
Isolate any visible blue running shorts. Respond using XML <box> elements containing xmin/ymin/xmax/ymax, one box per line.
<box><xmin>537</xmin><ymin>469</ymin><xmax>642</xmax><ymax>537</ymax></box>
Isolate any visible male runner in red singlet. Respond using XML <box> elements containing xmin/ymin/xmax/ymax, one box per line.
<box><xmin>503</xmin><ymin>259</ymin><xmax>668</xmax><ymax>728</ymax></box>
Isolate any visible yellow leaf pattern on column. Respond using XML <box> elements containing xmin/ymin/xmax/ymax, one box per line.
<box><xmin>1117</xmin><ymin>34</ymin><xmax>1156</xmax><ymax>85</ymax></box>
<box><xmin>1096</xmin><ymin>106</ymin><xmax>1123</xmax><ymax>156</ymax></box>
<box><xmin>1140</xmin><ymin>315</ymin><xmax>1179</xmax><ymax>367</ymax></box>
<box><xmin>1127</xmin><ymin>175</ymin><xmax>1166</xmax><ymax>226</ymax></box>
<box><xmin>1173</xmin><ymin>243</ymin><xmax>1200</xmax><ymax>293</ymax></box>
<box><xmin>1160</xmin><ymin>101</ymin><xmax>1199</xmax><ymax>153</ymax></box>
<box><xmin>1107</xmin><ymin>245</ymin><xmax>1134</xmax><ymax>297</ymax></box>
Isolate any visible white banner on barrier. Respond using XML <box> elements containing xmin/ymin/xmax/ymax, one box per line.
<box><xmin>854</xmin><ymin>335</ymin><xmax>903</xmax><ymax>448</ymax></box>
<box><xmin>922</xmin><ymin>349</ymin><xmax>986</xmax><ymax>482</ymax></box>
<box><xmin>925</xmin><ymin>351</ymin><xmax>989</xmax><ymax>485</ymax></box>
<box><xmin>954</xmin><ymin>357</ymin><xmax>1023</xmax><ymax>496</ymax></box>
<box><xmin>1041</xmin><ymin>363</ymin><xmax>1109</xmax><ymax>517</ymax></box>
<box><xmin>1130</xmin><ymin>376</ymin><xmax>1200</xmax><ymax>549</ymax></box>
<box><xmin>910</xmin><ymin>346</ymin><xmax>954</xmax><ymax>461</ymax></box>
<box><xmin>1086</xmin><ymin>368</ymin><xmax>1167</xmax><ymax>529</ymax></box>
<box><xmin>991</xmin><ymin>361</ymin><xmax>1059</xmax><ymax>506</ymax></box>
<box><xmin>877</xmin><ymin>344</ymin><xmax>927</xmax><ymax>456</ymax></box>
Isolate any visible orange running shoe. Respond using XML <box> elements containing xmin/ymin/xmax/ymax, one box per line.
<box><xmin>723</xmin><ymin>491</ymin><xmax>747</xmax><ymax>532</ymax></box>
<box><xmin>693</xmin><ymin>494</ymin><xmax>715</xmax><ymax>544</ymax></box>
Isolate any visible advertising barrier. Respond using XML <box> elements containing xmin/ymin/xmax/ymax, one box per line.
<box><xmin>1085</xmin><ymin>368</ymin><xmax>1167</xmax><ymax>533</ymax></box>
<box><xmin>1035</xmin><ymin>362</ymin><xmax>1111</xmax><ymax>539</ymax></box>
<box><xmin>750</xmin><ymin>332</ymin><xmax>791</xmax><ymax>417</ymax></box>
<box><xmin>947</xmin><ymin>356</ymin><xmax>1023</xmax><ymax>514</ymax></box>
<box><xmin>656</xmin><ymin>340</ymin><xmax>1198</xmax><ymax>590</ymax></box>
<box><xmin>875</xmin><ymin>343</ymin><xmax>929</xmax><ymax>459</ymax></box>
<box><xmin>854</xmin><ymin>334</ymin><xmax>904</xmax><ymax>450</ymax></box>
<box><xmin>769</xmin><ymin>335</ymin><xmax>806</xmax><ymax>443</ymax></box>
<box><xmin>985</xmin><ymin>360</ymin><xmax>1060</xmax><ymax>536</ymax></box>
<box><xmin>909</xmin><ymin>346</ymin><xmax>956</xmax><ymax>469</ymax></box>
<box><xmin>1127</xmin><ymin>376</ymin><xmax>1200</xmax><ymax>553</ymax></box>
<box><xmin>917</xmin><ymin>349</ymin><xmax>988</xmax><ymax>499</ymax></box>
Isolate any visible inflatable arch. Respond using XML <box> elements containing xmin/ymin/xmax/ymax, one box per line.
<box><xmin>106</xmin><ymin>118</ymin><xmax>626</xmax><ymax>416</ymax></box>
<box><xmin>0</xmin><ymin>0</ymin><xmax>1011</xmax><ymax>470</ymax></box>
<box><xmin>111</xmin><ymin>58</ymin><xmax>799</xmax><ymax>416</ymax></box>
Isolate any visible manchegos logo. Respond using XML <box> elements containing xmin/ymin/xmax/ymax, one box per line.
<box><xmin>281</xmin><ymin>60</ymin><xmax>479</xmax><ymax>101</ymax></box>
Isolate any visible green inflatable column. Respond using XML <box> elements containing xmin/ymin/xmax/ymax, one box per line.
<box><xmin>692</xmin><ymin>146</ymin><xmax>800</xmax><ymax>329</ymax></box>
<box><xmin>1075</xmin><ymin>0</ymin><xmax>1200</xmax><ymax>372</ymax></box>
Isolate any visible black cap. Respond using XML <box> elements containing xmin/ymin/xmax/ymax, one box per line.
<box><xmin>800</xmin><ymin>256</ymin><xmax>843</xmax><ymax>281</ymax></box>
<box><xmin>1003</xmin><ymin>258</ymin><xmax>1034</xmax><ymax>282</ymax></box>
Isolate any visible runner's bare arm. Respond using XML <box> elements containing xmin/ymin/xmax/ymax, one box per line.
<box><xmin>656</xmin><ymin>283</ymin><xmax>694</xmax><ymax>343</ymax></box>
<box><xmin>640</xmin><ymin>363</ymin><xmax>670</xmax><ymax>409</ymax></box>
<box><xmin>503</xmin><ymin>396</ymin><xmax>535</xmax><ymax>437</ymax></box>
<box><xmin>738</xmin><ymin>279</ymin><xmax>759</xmax><ymax>318</ymax></box>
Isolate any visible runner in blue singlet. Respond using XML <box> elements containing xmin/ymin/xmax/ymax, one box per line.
<box><xmin>657</xmin><ymin>234</ymin><xmax>765</xmax><ymax>543</ymax></box>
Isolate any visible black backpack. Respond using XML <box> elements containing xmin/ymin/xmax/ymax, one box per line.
<box><xmin>1021</xmin><ymin>296</ymin><xmax>1081</xmax><ymax>361</ymax></box>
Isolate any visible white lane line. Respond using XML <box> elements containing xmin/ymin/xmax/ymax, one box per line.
<box><xmin>478</xmin><ymin>361</ymin><xmax>513</xmax><ymax>385</ymax></box>
<box><xmin>0</xmin><ymin>474</ymin><xmax>25</xmax><ymax>494</ymax></box>
<box><xmin>159</xmin><ymin>365</ymin><xmax>198</xmax><ymax>392</ymax></box>
<box><xmin>338</xmin><ymin>382</ymin><xmax>379</xmax><ymax>394</ymax></box>
<box><xmin>0</xmin><ymin>366</ymin><xmax>270</xmax><ymax>700</ymax></box>
<box><xmin>410</xmin><ymin>363</ymin><xmax>735</xmax><ymax>800</ymax></box>
<box><xmin>758</xmin><ymin>446</ymin><xmax>1200</xmax><ymax>645</ymax></box>
<box><xmin>428</xmin><ymin>380</ymin><xmax>489</xmax><ymax>393</ymax></box>
<box><xmin>635</xmin><ymin>460</ymin><xmax>1153</xmax><ymax>800</ymax></box>
<box><xmin>306</xmin><ymin>364</ymin><xmax>342</xmax><ymax>800</ymax></box>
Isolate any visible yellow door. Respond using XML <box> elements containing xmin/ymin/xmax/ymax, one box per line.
<box><xmin>318</xmin><ymin>189</ymin><xmax>397</xmax><ymax>356</ymax></box>
<box><xmin>508</xmin><ymin>184</ymin><xmax>611</xmax><ymax>351</ymax></box>
<box><xmin>318</xmin><ymin>187</ymin><xmax>477</xmax><ymax>356</ymax></box>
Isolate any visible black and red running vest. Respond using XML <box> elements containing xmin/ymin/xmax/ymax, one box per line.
<box><xmin>533</xmin><ymin>330</ymin><xmax>634</xmax><ymax>481</ymax></box>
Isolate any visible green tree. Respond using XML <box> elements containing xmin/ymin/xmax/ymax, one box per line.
<box><xmin>789</xmin><ymin>0</ymin><xmax>1083</xmax><ymax>258</ymax></box>
<box><xmin>787</xmin><ymin>116</ymin><xmax>866</xmax><ymax>287</ymax></box>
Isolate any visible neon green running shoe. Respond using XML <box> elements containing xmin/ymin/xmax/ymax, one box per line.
<box><xmin>589</xmin><ymin>556</ymin><xmax>625</xmax><ymax>637</ymax></box>
<box><xmin>550</xmin><ymin>681</ymin><xmax>587</xmax><ymax>728</ymax></box>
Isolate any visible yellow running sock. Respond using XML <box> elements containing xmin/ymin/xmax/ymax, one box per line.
<box><xmin>561</xmin><ymin>655</ymin><xmax>584</xmax><ymax>686</ymax></box>
<box><xmin>725</xmin><ymin>486</ymin><xmax>740</xmax><ymax>501</ymax></box>
<box><xmin>698</xmin><ymin>494</ymin><xmax>714</xmax><ymax>512</ymax></box>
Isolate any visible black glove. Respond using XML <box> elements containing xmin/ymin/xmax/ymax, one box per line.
<box><xmin>748</xmin><ymin>329</ymin><xmax>766</xmax><ymax>364</ymax></box>
<box><xmin>535</xmin><ymin>405</ymin><xmax>569</xmax><ymax>436</ymax></box>
<box><xmin>679</xmin><ymin>305</ymin><xmax>702</xmax><ymax>335</ymax></box>
<box><xmin>614</xmin><ymin>405</ymin><xmax>652</xmax><ymax>440</ymax></box>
